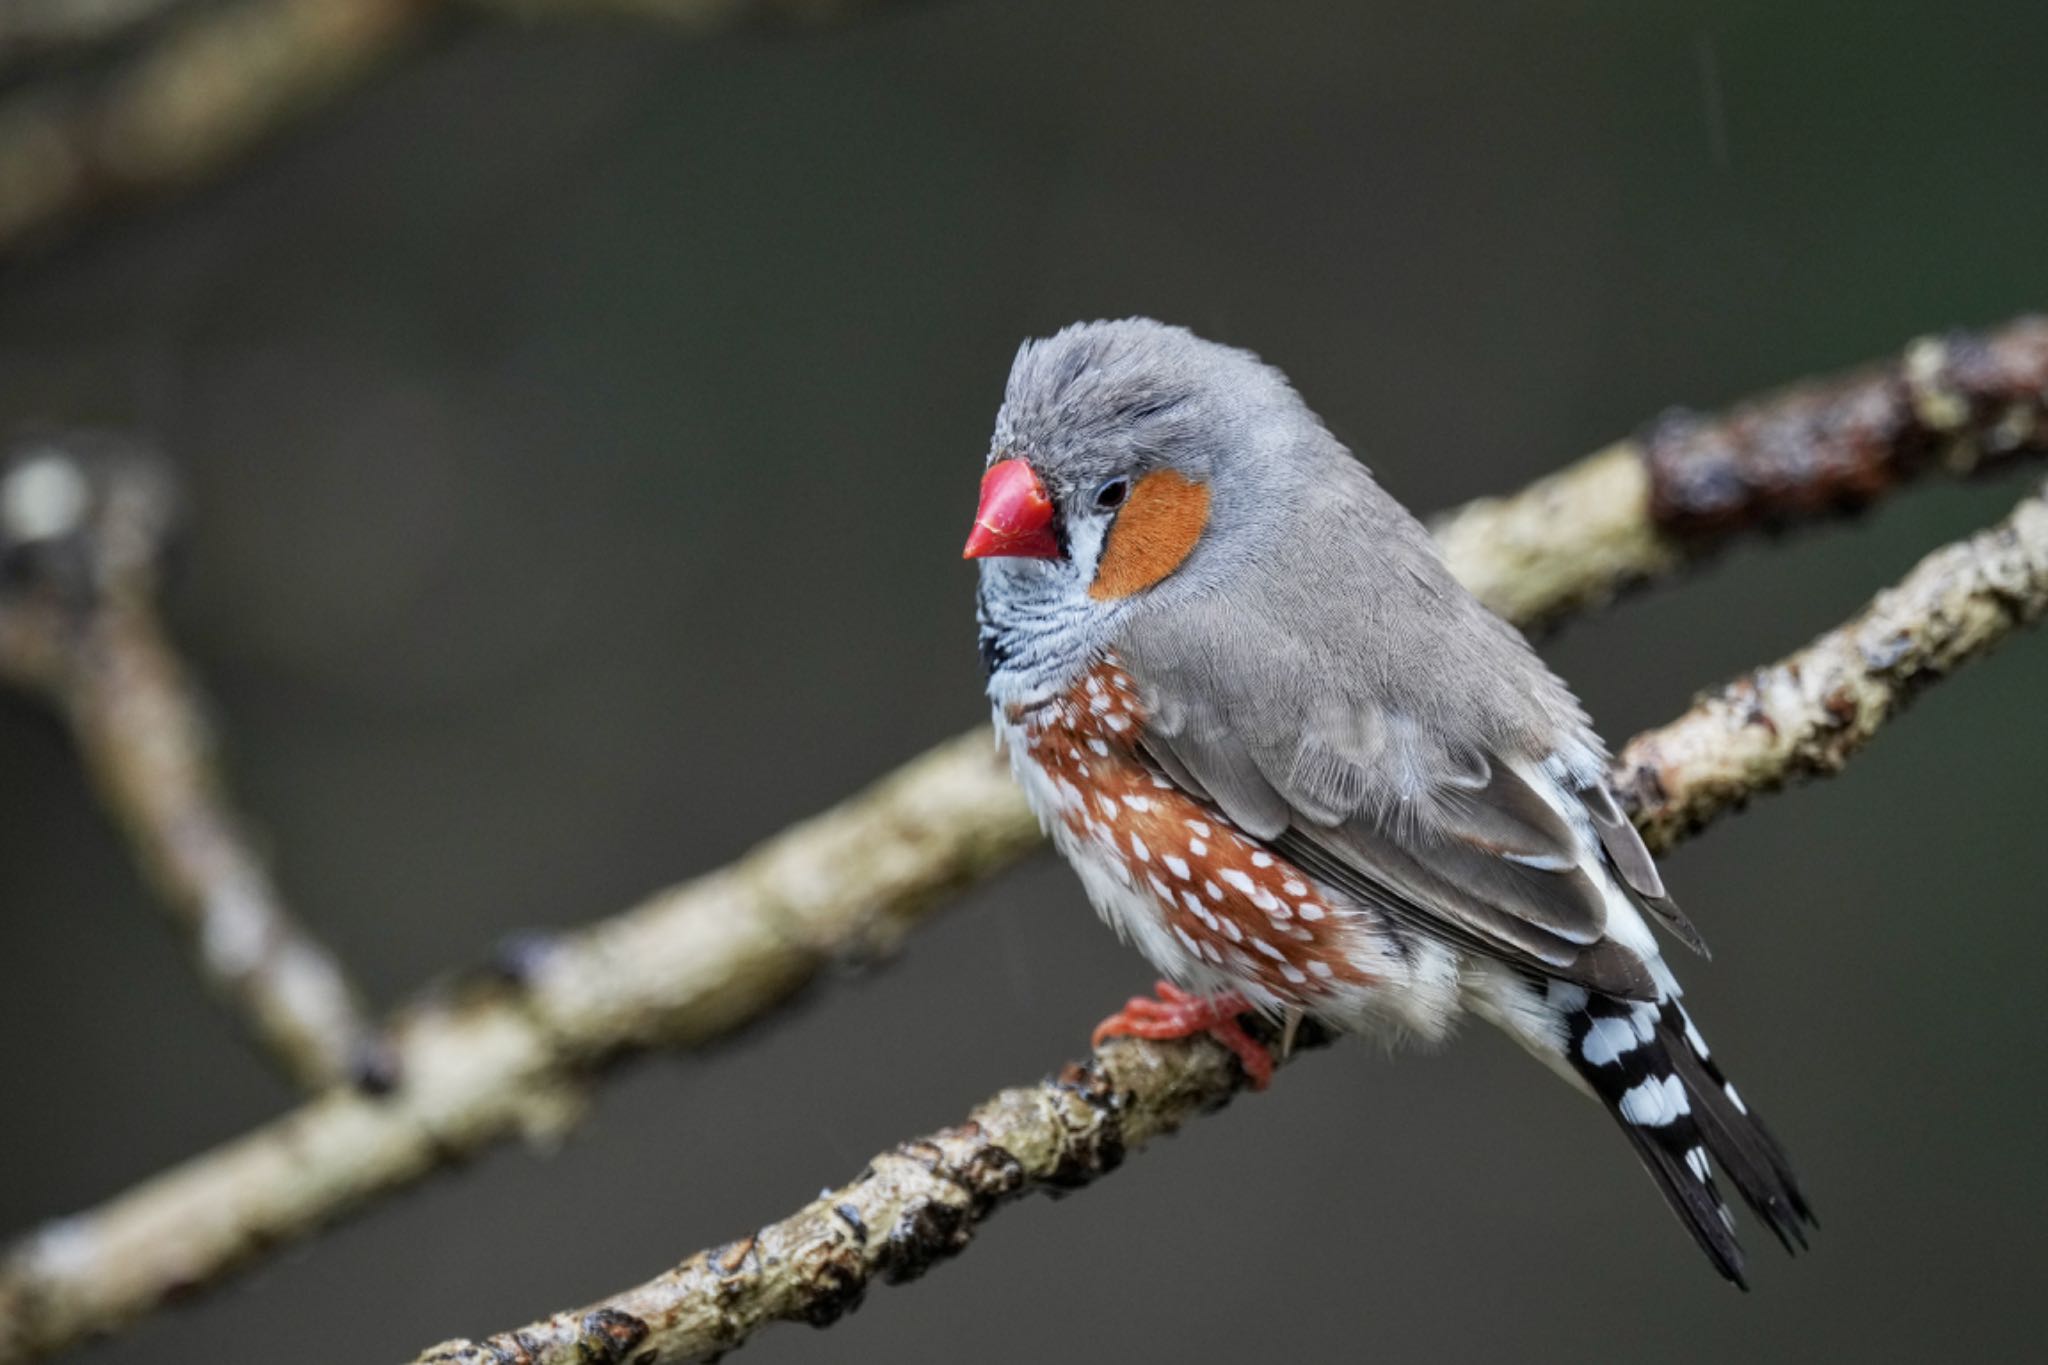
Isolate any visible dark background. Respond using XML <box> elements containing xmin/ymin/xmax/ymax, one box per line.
<box><xmin>4</xmin><ymin>3</ymin><xmax>2046</xmax><ymax>1361</ymax></box>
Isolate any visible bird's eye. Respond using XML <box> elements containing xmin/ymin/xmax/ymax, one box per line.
<box><xmin>1092</xmin><ymin>477</ymin><xmax>1130</xmax><ymax>512</ymax></box>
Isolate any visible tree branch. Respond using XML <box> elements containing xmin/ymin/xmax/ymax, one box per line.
<box><xmin>1</xmin><ymin>319</ymin><xmax>2041</xmax><ymax>1359</ymax></box>
<box><xmin>0</xmin><ymin>434</ymin><xmax>385</xmax><ymax>1091</ymax></box>
<box><xmin>410</xmin><ymin>477</ymin><xmax>2048</xmax><ymax>1365</ymax></box>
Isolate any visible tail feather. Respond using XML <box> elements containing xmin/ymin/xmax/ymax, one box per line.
<box><xmin>1553</xmin><ymin>983</ymin><xmax>1815</xmax><ymax>1287</ymax></box>
<box><xmin>1658</xmin><ymin>999</ymin><xmax>1815</xmax><ymax>1250</ymax></box>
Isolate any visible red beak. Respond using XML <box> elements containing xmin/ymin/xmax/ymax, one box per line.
<box><xmin>962</xmin><ymin>458</ymin><xmax>1060</xmax><ymax>560</ymax></box>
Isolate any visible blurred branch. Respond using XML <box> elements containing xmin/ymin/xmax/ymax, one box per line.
<box><xmin>409</xmin><ymin>479</ymin><xmax>2048</xmax><ymax>1365</ymax></box>
<box><xmin>0</xmin><ymin>433</ymin><xmax>386</xmax><ymax>1091</ymax></box>
<box><xmin>0</xmin><ymin>0</ymin><xmax>431</xmax><ymax>255</ymax></box>
<box><xmin>0</xmin><ymin>728</ymin><xmax>1039</xmax><ymax>1365</ymax></box>
<box><xmin>0</xmin><ymin>0</ymin><xmax>927</xmax><ymax>258</ymax></box>
<box><xmin>0</xmin><ymin>1</ymin><xmax>197</xmax><ymax>62</ymax></box>
<box><xmin>468</xmin><ymin>0</ymin><xmax>925</xmax><ymax>29</ymax></box>
<box><xmin>1433</xmin><ymin>315</ymin><xmax>2048</xmax><ymax>629</ymax></box>
<box><xmin>2</xmin><ymin>319</ymin><xmax>2043</xmax><ymax>1358</ymax></box>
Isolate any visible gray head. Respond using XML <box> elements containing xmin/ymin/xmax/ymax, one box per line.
<box><xmin>967</xmin><ymin>319</ymin><xmax>1347</xmax><ymax>701</ymax></box>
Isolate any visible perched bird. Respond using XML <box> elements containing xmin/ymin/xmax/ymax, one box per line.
<box><xmin>963</xmin><ymin>318</ymin><xmax>1813</xmax><ymax>1286</ymax></box>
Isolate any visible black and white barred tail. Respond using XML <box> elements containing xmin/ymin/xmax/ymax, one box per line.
<box><xmin>1549</xmin><ymin>981</ymin><xmax>1815</xmax><ymax>1287</ymax></box>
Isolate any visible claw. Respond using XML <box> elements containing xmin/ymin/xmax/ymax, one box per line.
<box><xmin>1091</xmin><ymin>979</ymin><xmax>1274</xmax><ymax>1089</ymax></box>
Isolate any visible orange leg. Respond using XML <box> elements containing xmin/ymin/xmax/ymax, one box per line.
<box><xmin>1092</xmin><ymin>980</ymin><xmax>1274</xmax><ymax>1089</ymax></box>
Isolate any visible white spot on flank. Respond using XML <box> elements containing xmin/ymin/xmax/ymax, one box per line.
<box><xmin>1188</xmin><ymin>837</ymin><xmax>1207</xmax><ymax>856</ymax></box>
<box><xmin>1097</xmin><ymin>793</ymin><xmax>1119</xmax><ymax>819</ymax></box>
<box><xmin>1297</xmin><ymin>903</ymin><xmax>1325</xmax><ymax>921</ymax></box>
<box><xmin>1090</xmin><ymin>692</ymin><xmax>1109</xmax><ymax>712</ymax></box>
<box><xmin>1219</xmin><ymin>868</ymin><xmax>1257</xmax><ymax>896</ymax></box>
<box><xmin>1221</xmin><ymin>918</ymin><xmax>1243</xmax><ymax>942</ymax></box>
<box><xmin>1068</xmin><ymin>748</ymin><xmax>1083</xmax><ymax>761</ymax></box>
<box><xmin>1280</xmin><ymin>964</ymin><xmax>1308</xmax><ymax>984</ymax></box>
<box><xmin>1204</xmin><ymin>880</ymin><xmax>1223</xmax><ymax>901</ymax></box>
<box><xmin>1307</xmin><ymin>959</ymin><xmax>1334</xmax><ymax>979</ymax></box>
<box><xmin>1173</xmin><ymin>925</ymin><xmax>1200</xmax><ymax>957</ymax></box>
<box><xmin>1086</xmin><ymin>675</ymin><xmax>1102</xmax><ymax>695</ymax></box>
<box><xmin>1264</xmin><ymin>898</ymin><xmax>1291</xmax><ymax>920</ymax></box>
<box><xmin>1199</xmin><ymin>941</ymin><xmax>1221</xmax><ymax>964</ymax></box>
<box><xmin>1151</xmin><ymin>774</ymin><xmax>1174</xmax><ymax>789</ymax></box>
<box><xmin>1185</xmin><ymin>820</ymin><xmax>1212</xmax><ymax>837</ymax></box>
<box><xmin>1147</xmin><ymin>874</ymin><xmax>1172</xmax><ymax>901</ymax></box>
<box><xmin>1251</xmin><ymin>937</ymin><xmax>1285</xmax><ymax>961</ymax></box>
<box><xmin>1104</xmin><ymin>713</ymin><xmax>1130</xmax><ymax>732</ymax></box>
<box><xmin>1088</xmin><ymin>739</ymin><xmax>1110</xmax><ymax>757</ymax></box>
<box><xmin>1249</xmin><ymin>851</ymin><xmax>1274</xmax><ymax>868</ymax></box>
<box><xmin>1122</xmin><ymin>793</ymin><xmax>1153</xmax><ymax>812</ymax></box>
<box><xmin>1130</xmin><ymin>833</ymin><xmax>1150</xmax><ymax>862</ymax></box>
<box><xmin>1283</xmin><ymin>879</ymin><xmax>1307</xmax><ymax>897</ymax></box>
<box><xmin>1164</xmin><ymin>855</ymin><xmax>1191</xmax><ymax>880</ymax></box>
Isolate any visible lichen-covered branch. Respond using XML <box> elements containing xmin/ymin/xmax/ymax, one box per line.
<box><xmin>1614</xmin><ymin>479</ymin><xmax>2048</xmax><ymax>848</ymax></box>
<box><xmin>1433</xmin><ymin>316</ymin><xmax>2048</xmax><ymax>628</ymax></box>
<box><xmin>0</xmin><ymin>434</ymin><xmax>384</xmax><ymax>1091</ymax></box>
<box><xmin>5</xmin><ymin>323</ymin><xmax>2044</xmax><ymax>1359</ymax></box>
<box><xmin>407</xmin><ymin>480</ymin><xmax>2048</xmax><ymax>1365</ymax></box>
<box><xmin>413</xmin><ymin>1038</ymin><xmax>1275</xmax><ymax>1365</ymax></box>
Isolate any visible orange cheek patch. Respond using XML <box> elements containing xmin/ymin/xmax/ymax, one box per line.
<box><xmin>1089</xmin><ymin>471</ymin><xmax>1211</xmax><ymax>600</ymax></box>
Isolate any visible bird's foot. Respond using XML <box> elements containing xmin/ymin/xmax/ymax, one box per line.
<box><xmin>1091</xmin><ymin>979</ymin><xmax>1273</xmax><ymax>1089</ymax></box>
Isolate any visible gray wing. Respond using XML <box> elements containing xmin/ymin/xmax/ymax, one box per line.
<box><xmin>1141</xmin><ymin>719</ymin><xmax>1682</xmax><ymax>1000</ymax></box>
<box><xmin>1119</xmin><ymin>498</ymin><xmax>1701</xmax><ymax>997</ymax></box>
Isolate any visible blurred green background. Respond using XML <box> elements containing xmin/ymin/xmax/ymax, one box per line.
<box><xmin>3</xmin><ymin>2</ymin><xmax>2046</xmax><ymax>1361</ymax></box>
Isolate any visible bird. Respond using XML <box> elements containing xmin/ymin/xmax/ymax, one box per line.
<box><xmin>962</xmin><ymin>318</ymin><xmax>1813</xmax><ymax>1287</ymax></box>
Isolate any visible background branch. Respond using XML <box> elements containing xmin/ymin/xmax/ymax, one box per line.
<box><xmin>0</xmin><ymin>0</ymin><xmax>925</xmax><ymax>257</ymax></box>
<box><xmin>1</xmin><ymin>319</ymin><xmax>2044</xmax><ymax>1361</ymax></box>
<box><xmin>0</xmin><ymin>1</ymin><xmax>196</xmax><ymax>62</ymax></box>
<box><xmin>1432</xmin><ymin>316</ymin><xmax>2048</xmax><ymax>629</ymax></box>
<box><xmin>412</xmin><ymin>476</ymin><xmax>2048</xmax><ymax>1365</ymax></box>
<box><xmin>0</xmin><ymin>434</ymin><xmax>383</xmax><ymax>1091</ymax></box>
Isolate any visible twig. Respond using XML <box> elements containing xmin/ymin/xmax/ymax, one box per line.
<box><xmin>1614</xmin><ymin>479</ymin><xmax>2048</xmax><ymax>846</ymax></box>
<box><xmin>1431</xmin><ymin>316</ymin><xmax>2048</xmax><ymax>629</ymax></box>
<box><xmin>0</xmin><ymin>434</ymin><xmax>386</xmax><ymax>1090</ymax></box>
<box><xmin>1</xmin><ymin>319</ymin><xmax>2043</xmax><ymax>1361</ymax></box>
<box><xmin>409</xmin><ymin>478</ymin><xmax>2048</xmax><ymax>1365</ymax></box>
